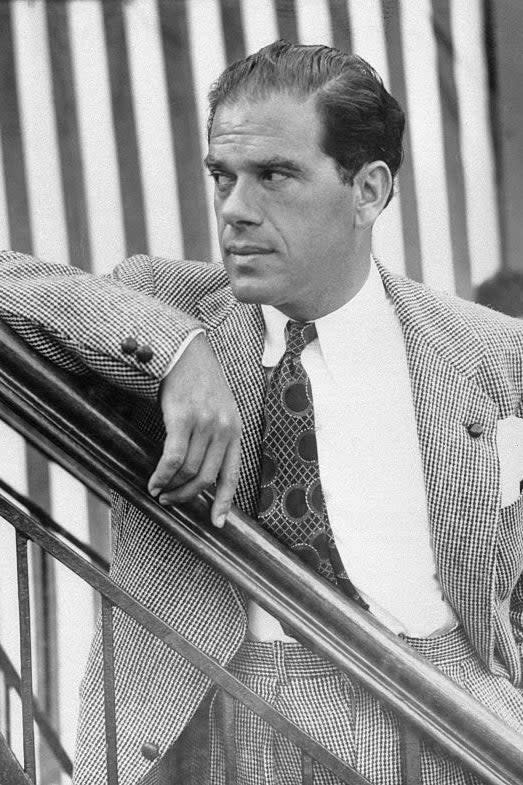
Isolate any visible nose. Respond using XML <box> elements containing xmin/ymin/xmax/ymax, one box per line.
<box><xmin>218</xmin><ymin>179</ymin><xmax>263</xmax><ymax>227</ymax></box>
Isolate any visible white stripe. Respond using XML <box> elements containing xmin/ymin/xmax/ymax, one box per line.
<box><xmin>68</xmin><ymin>0</ymin><xmax>125</xmax><ymax>273</ymax></box>
<box><xmin>0</xmin><ymin>130</ymin><xmax>11</xmax><ymax>250</ymax></box>
<box><xmin>451</xmin><ymin>0</ymin><xmax>501</xmax><ymax>288</ymax></box>
<box><xmin>240</xmin><ymin>0</ymin><xmax>278</xmax><ymax>54</ymax></box>
<box><xmin>11</xmin><ymin>0</ymin><xmax>69</xmax><ymax>265</ymax></box>
<box><xmin>347</xmin><ymin>0</ymin><xmax>390</xmax><ymax>90</ymax></box>
<box><xmin>296</xmin><ymin>0</ymin><xmax>333</xmax><ymax>46</ymax></box>
<box><xmin>0</xmin><ymin>422</ymin><xmax>27</xmax><ymax>761</ymax></box>
<box><xmin>123</xmin><ymin>0</ymin><xmax>183</xmax><ymax>259</ymax></box>
<box><xmin>186</xmin><ymin>0</ymin><xmax>226</xmax><ymax>262</ymax></box>
<box><xmin>348</xmin><ymin>0</ymin><xmax>406</xmax><ymax>275</ymax></box>
<box><xmin>400</xmin><ymin>0</ymin><xmax>455</xmax><ymax>292</ymax></box>
<box><xmin>50</xmin><ymin>464</ymin><xmax>94</xmax><ymax>759</ymax></box>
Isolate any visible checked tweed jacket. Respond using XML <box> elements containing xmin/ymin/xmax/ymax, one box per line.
<box><xmin>1</xmin><ymin>251</ymin><xmax>523</xmax><ymax>784</ymax></box>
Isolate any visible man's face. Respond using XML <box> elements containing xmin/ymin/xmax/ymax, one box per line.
<box><xmin>207</xmin><ymin>92</ymin><xmax>366</xmax><ymax>320</ymax></box>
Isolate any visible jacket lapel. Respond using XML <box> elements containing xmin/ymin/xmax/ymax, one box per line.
<box><xmin>378</xmin><ymin>265</ymin><xmax>503</xmax><ymax>662</ymax></box>
<box><xmin>197</xmin><ymin>287</ymin><xmax>266</xmax><ymax>517</ymax></box>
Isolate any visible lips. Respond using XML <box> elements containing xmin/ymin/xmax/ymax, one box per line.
<box><xmin>226</xmin><ymin>245</ymin><xmax>272</xmax><ymax>255</ymax></box>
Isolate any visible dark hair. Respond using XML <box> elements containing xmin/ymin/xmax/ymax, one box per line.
<box><xmin>207</xmin><ymin>40</ymin><xmax>405</xmax><ymax>206</ymax></box>
<box><xmin>475</xmin><ymin>270</ymin><xmax>523</xmax><ymax>317</ymax></box>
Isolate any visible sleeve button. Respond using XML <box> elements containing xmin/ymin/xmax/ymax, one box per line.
<box><xmin>141</xmin><ymin>742</ymin><xmax>160</xmax><ymax>761</ymax></box>
<box><xmin>467</xmin><ymin>422</ymin><xmax>484</xmax><ymax>438</ymax></box>
<box><xmin>121</xmin><ymin>336</ymin><xmax>138</xmax><ymax>354</ymax></box>
<box><xmin>136</xmin><ymin>345</ymin><xmax>154</xmax><ymax>363</ymax></box>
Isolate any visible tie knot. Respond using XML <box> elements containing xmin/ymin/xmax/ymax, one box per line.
<box><xmin>284</xmin><ymin>320</ymin><xmax>317</xmax><ymax>356</ymax></box>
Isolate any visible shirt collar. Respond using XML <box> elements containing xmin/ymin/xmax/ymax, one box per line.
<box><xmin>261</xmin><ymin>258</ymin><xmax>390</xmax><ymax>369</ymax></box>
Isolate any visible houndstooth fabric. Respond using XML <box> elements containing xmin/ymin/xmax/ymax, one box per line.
<box><xmin>210</xmin><ymin>627</ymin><xmax>523</xmax><ymax>785</ymax></box>
<box><xmin>1</xmin><ymin>251</ymin><xmax>523</xmax><ymax>784</ymax></box>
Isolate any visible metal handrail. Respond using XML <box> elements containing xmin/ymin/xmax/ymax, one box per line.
<box><xmin>0</xmin><ymin>321</ymin><xmax>522</xmax><ymax>785</ymax></box>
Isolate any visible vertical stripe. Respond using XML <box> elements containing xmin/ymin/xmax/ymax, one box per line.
<box><xmin>0</xmin><ymin>2</ymin><xmax>31</xmax><ymax>253</ymax></box>
<box><xmin>67</xmin><ymin>0</ymin><xmax>125</xmax><ymax>274</ymax></box>
<box><xmin>50</xmin><ymin>465</ymin><xmax>95</xmax><ymax>759</ymax></box>
<box><xmin>158</xmin><ymin>0</ymin><xmax>211</xmax><ymax>262</ymax></box>
<box><xmin>275</xmin><ymin>0</ymin><xmax>299</xmax><ymax>43</ymax></box>
<box><xmin>0</xmin><ymin>10</ymin><xmax>59</xmax><ymax>784</ymax></box>
<box><xmin>327</xmin><ymin>0</ymin><xmax>351</xmax><ymax>53</ymax></box>
<box><xmin>381</xmin><ymin>0</ymin><xmax>423</xmax><ymax>281</ymax></box>
<box><xmin>219</xmin><ymin>0</ymin><xmax>247</xmax><ymax>63</ymax></box>
<box><xmin>482</xmin><ymin>0</ymin><xmax>505</xmax><ymax>271</ymax></box>
<box><xmin>241</xmin><ymin>0</ymin><xmax>279</xmax><ymax>53</ymax></box>
<box><xmin>11</xmin><ymin>1</ymin><xmax>68</xmax><ymax>265</ymax></box>
<box><xmin>348</xmin><ymin>0</ymin><xmax>406</xmax><ymax>275</ymax></box>
<box><xmin>45</xmin><ymin>2</ymin><xmax>92</xmax><ymax>272</ymax></box>
<box><xmin>400</xmin><ymin>0</ymin><xmax>454</xmax><ymax>291</ymax></box>
<box><xmin>488</xmin><ymin>0</ymin><xmax>523</xmax><ymax>273</ymax></box>
<box><xmin>296</xmin><ymin>0</ymin><xmax>333</xmax><ymax>45</ymax></box>
<box><xmin>123</xmin><ymin>0</ymin><xmax>183</xmax><ymax>259</ymax></box>
<box><xmin>101</xmin><ymin>1</ymin><xmax>148</xmax><ymax>257</ymax></box>
<box><xmin>0</xmin><ymin>130</ymin><xmax>10</xmax><ymax>250</ymax></box>
<box><xmin>186</xmin><ymin>0</ymin><xmax>227</xmax><ymax>262</ymax></box>
<box><xmin>451</xmin><ymin>0</ymin><xmax>501</xmax><ymax>288</ymax></box>
<box><xmin>431</xmin><ymin>0</ymin><xmax>471</xmax><ymax>299</ymax></box>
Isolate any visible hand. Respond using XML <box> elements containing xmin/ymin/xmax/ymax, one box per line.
<box><xmin>147</xmin><ymin>333</ymin><xmax>242</xmax><ymax>527</ymax></box>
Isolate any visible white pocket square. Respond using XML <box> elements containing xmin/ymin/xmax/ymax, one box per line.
<box><xmin>497</xmin><ymin>415</ymin><xmax>523</xmax><ymax>507</ymax></box>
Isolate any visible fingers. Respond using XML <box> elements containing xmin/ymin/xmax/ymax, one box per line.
<box><xmin>212</xmin><ymin>439</ymin><xmax>242</xmax><ymax>528</ymax></box>
<box><xmin>148</xmin><ymin>333</ymin><xmax>242</xmax><ymax>525</ymax></box>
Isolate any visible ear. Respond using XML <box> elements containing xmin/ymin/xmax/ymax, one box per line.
<box><xmin>353</xmin><ymin>162</ymin><xmax>393</xmax><ymax>228</ymax></box>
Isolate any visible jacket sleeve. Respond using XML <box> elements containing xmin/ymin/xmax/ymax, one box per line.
<box><xmin>0</xmin><ymin>250</ymin><xmax>203</xmax><ymax>401</ymax></box>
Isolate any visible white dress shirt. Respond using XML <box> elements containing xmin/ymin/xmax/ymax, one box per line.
<box><xmin>248</xmin><ymin>260</ymin><xmax>457</xmax><ymax>640</ymax></box>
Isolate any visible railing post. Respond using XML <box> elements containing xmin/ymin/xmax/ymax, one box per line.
<box><xmin>16</xmin><ymin>532</ymin><xmax>36</xmax><ymax>783</ymax></box>
<box><xmin>400</xmin><ymin>719</ymin><xmax>422</xmax><ymax>785</ymax></box>
<box><xmin>101</xmin><ymin>597</ymin><xmax>119</xmax><ymax>785</ymax></box>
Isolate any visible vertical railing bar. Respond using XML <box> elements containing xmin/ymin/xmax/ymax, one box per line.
<box><xmin>400</xmin><ymin>720</ymin><xmax>422</xmax><ymax>785</ymax></box>
<box><xmin>217</xmin><ymin>690</ymin><xmax>237</xmax><ymax>785</ymax></box>
<box><xmin>4</xmin><ymin>678</ymin><xmax>11</xmax><ymax>747</ymax></box>
<box><xmin>16</xmin><ymin>532</ymin><xmax>37</xmax><ymax>783</ymax></box>
<box><xmin>301</xmin><ymin>751</ymin><xmax>314</xmax><ymax>784</ymax></box>
<box><xmin>101</xmin><ymin>596</ymin><xmax>119</xmax><ymax>785</ymax></box>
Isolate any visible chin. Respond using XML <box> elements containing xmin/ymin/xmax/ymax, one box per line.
<box><xmin>229</xmin><ymin>279</ymin><xmax>275</xmax><ymax>305</ymax></box>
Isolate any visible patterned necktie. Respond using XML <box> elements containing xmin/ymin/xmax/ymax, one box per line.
<box><xmin>257</xmin><ymin>320</ymin><xmax>368</xmax><ymax>609</ymax></box>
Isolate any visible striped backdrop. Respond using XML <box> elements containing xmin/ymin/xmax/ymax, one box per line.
<box><xmin>0</xmin><ymin>1</ymin><xmax>502</xmax><ymax>783</ymax></box>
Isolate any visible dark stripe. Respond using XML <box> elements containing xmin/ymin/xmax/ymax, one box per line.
<box><xmin>0</xmin><ymin>13</ymin><xmax>60</xmax><ymax>784</ymax></box>
<box><xmin>328</xmin><ymin>0</ymin><xmax>352</xmax><ymax>53</ymax></box>
<box><xmin>158</xmin><ymin>0</ymin><xmax>211</xmax><ymax>262</ymax></box>
<box><xmin>0</xmin><ymin>3</ymin><xmax>32</xmax><ymax>252</ymax></box>
<box><xmin>275</xmin><ymin>0</ymin><xmax>299</xmax><ymax>43</ymax></box>
<box><xmin>482</xmin><ymin>0</ymin><xmax>506</xmax><ymax>269</ymax></box>
<box><xmin>381</xmin><ymin>0</ymin><xmax>423</xmax><ymax>282</ymax></box>
<box><xmin>431</xmin><ymin>0</ymin><xmax>472</xmax><ymax>298</ymax></box>
<box><xmin>102</xmin><ymin>1</ymin><xmax>148</xmax><ymax>257</ymax></box>
<box><xmin>219</xmin><ymin>0</ymin><xmax>246</xmax><ymax>63</ymax></box>
<box><xmin>45</xmin><ymin>3</ymin><xmax>92</xmax><ymax>271</ymax></box>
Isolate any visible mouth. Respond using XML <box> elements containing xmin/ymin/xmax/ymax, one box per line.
<box><xmin>225</xmin><ymin>245</ymin><xmax>273</xmax><ymax>256</ymax></box>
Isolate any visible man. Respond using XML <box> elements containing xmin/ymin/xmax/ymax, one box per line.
<box><xmin>1</xmin><ymin>40</ymin><xmax>523</xmax><ymax>785</ymax></box>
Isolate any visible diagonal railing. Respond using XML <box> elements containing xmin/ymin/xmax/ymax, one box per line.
<box><xmin>0</xmin><ymin>320</ymin><xmax>522</xmax><ymax>785</ymax></box>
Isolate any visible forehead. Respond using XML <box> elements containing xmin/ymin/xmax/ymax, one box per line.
<box><xmin>208</xmin><ymin>93</ymin><xmax>324</xmax><ymax>164</ymax></box>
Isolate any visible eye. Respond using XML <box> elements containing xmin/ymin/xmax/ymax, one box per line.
<box><xmin>209</xmin><ymin>171</ymin><xmax>235</xmax><ymax>192</ymax></box>
<box><xmin>261</xmin><ymin>170</ymin><xmax>288</xmax><ymax>184</ymax></box>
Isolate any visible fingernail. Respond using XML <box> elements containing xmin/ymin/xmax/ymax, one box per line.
<box><xmin>158</xmin><ymin>495</ymin><xmax>168</xmax><ymax>506</ymax></box>
<box><xmin>215</xmin><ymin>514</ymin><xmax>225</xmax><ymax>528</ymax></box>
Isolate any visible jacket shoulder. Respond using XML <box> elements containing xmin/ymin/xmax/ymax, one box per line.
<box><xmin>113</xmin><ymin>255</ymin><xmax>230</xmax><ymax>316</ymax></box>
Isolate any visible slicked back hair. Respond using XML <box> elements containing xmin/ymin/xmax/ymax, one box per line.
<box><xmin>207</xmin><ymin>40</ymin><xmax>405</xmax><ymax>206</ymax></box>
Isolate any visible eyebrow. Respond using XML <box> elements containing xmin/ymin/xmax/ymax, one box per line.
<box><xmin>203</xmin><ymin>154</ymin><xmax>304</xmax><ymax>174</ymax></box>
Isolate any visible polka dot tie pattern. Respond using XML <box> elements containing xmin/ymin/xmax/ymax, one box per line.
<box><xmin>257</xmin><ymin>320</ymin><xmax>368</xmax><ymax>608</ymax></box>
